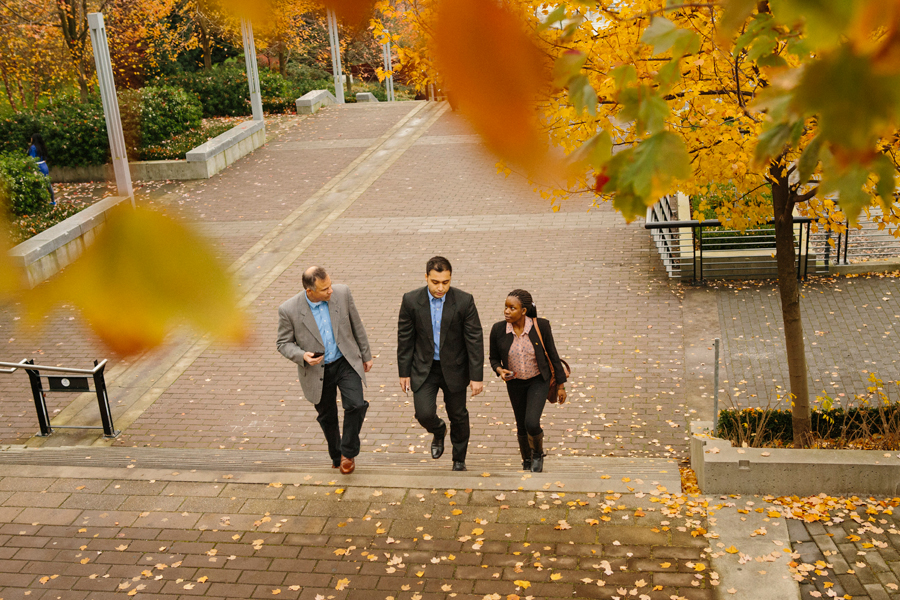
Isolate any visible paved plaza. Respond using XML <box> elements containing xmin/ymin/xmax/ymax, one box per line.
<box><xmin>2</xmin><ymin>101</ymin><xmax>900</xmax><ymax>599</ymax></box>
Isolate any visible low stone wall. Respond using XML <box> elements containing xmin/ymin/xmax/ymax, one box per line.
<box><xmin>9</xmin><ymin>195</ymin><xmax>133</xmax><ymax>288</ymax></box>
<box><xmin>296</xmin><ymin>90</ymin><xmax>338</xmax><ymax>114</ymax></box>
<box><xmin>49</xmin><ymin>119</ymin><xmax>266</xmax><ymax>183</ymax></box>
<box><xmin>690</xmin><ymin>421</ymin><xmax>900</xmax><ymax>496</ymax></box>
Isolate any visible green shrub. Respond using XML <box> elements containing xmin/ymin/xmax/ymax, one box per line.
<box><xmin>0</xmin><ymin>153</ymin><xmax>52</xmax><ymax>216</ymax></box>
<box><xmin>0</xmin><ymin>97</ymin><xmax>109</xmax><ymax>168</ymax></box>
<box><xmin>138</xmin><ymin>121</ymin><xmax>233</xmax><ymax>161</ymax></box>
<box><xmin>121</xmin><ymin>86</ymin><xmax>203</xmax><ymax>155</ymax></box>
<box><xmin>41</xmin><ymin>97</ymin><xmax>110</xmax><ymax>168</ymax></box>
<box><xmin>152</xmin><ymin>62</ymin><xmax>298</xmax><ymax>117</ymax></box>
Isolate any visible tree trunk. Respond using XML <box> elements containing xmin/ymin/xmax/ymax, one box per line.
<box><xmin>278</xmin><ymin>46</ymin><xmax>287</xmax><ymax>77</ymax></box>
<box><xmin>55</xmin><ymin>0</ymin><xmax>91</xmax><ymax>102</ymax></box>
<box><xmin>770</xmin><ymin>162</ymin><xmax>813</xmax><ymax>448</ymax></box>
<box><xmin>198</xmin><ymin>19</ymin><xmax>212</xmax><ymax>70</ymax></box>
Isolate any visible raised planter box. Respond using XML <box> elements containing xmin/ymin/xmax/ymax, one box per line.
<box><xmin>296</xmin><ymin>89</ymin><xmax>338</xmax><ymax>114</ymax></box>
<box><xmin>9</xmin><ymin>195</ymin><xmax>133</xmax><ymax>288</ymax></box>
<box><xmin>49</xmin><ymin>119</ymin><xmax>266</xmax><ymax>183</ymax></box>
<box><xmin>356</xmin><ymin>92</ymin><xmax>379</xmax><ymax>103</ymax></box>
<box><xmin>690</xmin><ymin>420</ymin><xmax>900</xmax><ymax>496</ymax></box>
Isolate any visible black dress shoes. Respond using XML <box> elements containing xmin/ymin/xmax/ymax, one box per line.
<box><xmin>431</xmin><ymin>433</ymin><xmax>445</xmax><ymax>459</ymax></box>
<box><xmin>452</xmin><ymin>461</ymin><xmax>467</xmax><ymax>471</ymax></box>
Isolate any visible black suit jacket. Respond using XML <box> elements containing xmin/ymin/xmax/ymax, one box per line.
<box><xmin>489</xmin><ymin>318</ymin><xmax>567</xmax><ymax>385</ymax></box>
<box><xmin>397</xmin><ymin>286</ymin><xmax>484</xmax><ymax>393</ymax></box>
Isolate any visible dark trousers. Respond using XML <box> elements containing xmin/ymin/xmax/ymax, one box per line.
<box><xmin>315</xmin><ymin>356</ymin><xmax>368</xmax><ymax>464</ymax></box>
<box><xmin>506</xmin><ymin>375</ymin><xmax>549</xmax><ymax>437</ymax></box>
<box><xmin>414</xmin><ymin>360</ymin><xmax>469</xmax><ymax>462</ymax></box>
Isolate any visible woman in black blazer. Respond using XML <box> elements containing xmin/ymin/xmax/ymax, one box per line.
<box><xmin>489</xmin><ymin>289</ymin><xmax>567</xmax><ymax>472</ymax></box>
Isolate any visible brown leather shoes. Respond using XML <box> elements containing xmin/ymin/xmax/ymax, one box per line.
<box><xmin>339</xmin><ymin>456</ymin><xmax>355</xmax><ymax>474</ymax></box>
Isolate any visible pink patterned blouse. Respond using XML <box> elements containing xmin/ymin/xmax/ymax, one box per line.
<box><xmin>506</xmin><ymin>318</ymin><xmax>541</xmax><ymax>380</ymax></box>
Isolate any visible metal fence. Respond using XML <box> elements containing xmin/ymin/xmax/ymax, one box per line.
<box><xmin>645</xmin><ymin>196</ymin><xmax>824</xmax><ymax>281</ymax></box>
<box><xmin>646</xmin><ymin>197</ymin><xmax>900</xmax><ymax>282</ymax></box>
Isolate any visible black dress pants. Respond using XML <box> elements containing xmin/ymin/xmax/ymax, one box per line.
<box><xmin>505</xmin><ymin>375</ymin><xmax>549</xmax><ymax>437</ymax></box>
<box><xmin>413</xmin><ymin>360</ymin><xmax>469</xmax><ymax>462</ymax></box>
<box><xmin>314</xmin><ymin>356</ymin><xmax>368</xmax><ymax>464</ymax></box>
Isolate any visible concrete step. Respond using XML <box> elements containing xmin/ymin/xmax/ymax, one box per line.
<box><xmin>0</xmin><ymin>446</ymin><xmax>682</xmax><ymax>493</ymax></box>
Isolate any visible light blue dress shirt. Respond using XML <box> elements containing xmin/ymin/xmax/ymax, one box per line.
<box><xmin>428</xmin><ymin>290</ymin><xmax>445</xmax><ymax>361</ymax></box>
<box><xmin>306</xmin><ymin>295</ymin><xmax>343</xmax><ymax>364</ymax></box>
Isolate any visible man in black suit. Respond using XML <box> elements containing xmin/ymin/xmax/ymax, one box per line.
<box><xmin>398</xmin><ymin>256</ymin><xmax>484</xmax><ymax>471</ymax></box>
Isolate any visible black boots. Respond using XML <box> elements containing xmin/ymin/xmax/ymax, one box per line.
<box><xmin>528</xmin><ymin>432</ymin><xmax>545</xmax><ymax>473</ymax></box>
<box><xmin>517</xmin><ymin>434</ymin><xmax>532</xmax><ymax>471</ymax></box>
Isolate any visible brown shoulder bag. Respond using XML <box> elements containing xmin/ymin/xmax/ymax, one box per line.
<box><xmin>532</xmin><ymin>318</ymin><xmax>571</xmax><ymax>404</ymax></box>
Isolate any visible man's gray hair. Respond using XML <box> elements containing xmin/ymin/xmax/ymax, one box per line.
<box><xmin>302</xmin><ymin>266</ymin><xmax>329</xmax><ymax>290</ymax></box>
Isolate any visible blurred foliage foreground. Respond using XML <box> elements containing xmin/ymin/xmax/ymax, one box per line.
<box><xmin>0</xmin><ymin>197</ymin><xmax>247</xmax><ymax>357</ymax></box>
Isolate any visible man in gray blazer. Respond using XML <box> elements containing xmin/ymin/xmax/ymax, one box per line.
<box><xmin>277</xmin><ymin>266</ymin><xmax>373</xmax><ymax>474</ymax></box>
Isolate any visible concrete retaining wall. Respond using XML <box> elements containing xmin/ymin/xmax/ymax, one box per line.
<box><xmin>690</xmin><ymin>421</ymin><xmax>900</xmax><ymax>496</ymax></box>
<box><xmin>296</xmin><ymin>90</ymin><xmax>338</xmax><ymax>114</ymax></box>
<box><xmin>9</xmin><ymin>195</ymin><xmax>133</xmax><ymax>288</ymax></box>
<box><xmin>49</xmin><ymin>119</ymin><xmax>266</xmax><ymax>183</ymax></box>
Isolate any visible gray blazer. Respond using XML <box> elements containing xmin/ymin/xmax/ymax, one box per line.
<box><xmin>276</xmin><ymin>284</ymin><xmax>372</xmax><ymax>404</ymax></box>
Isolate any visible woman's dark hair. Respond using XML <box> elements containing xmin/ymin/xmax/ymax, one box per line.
<box><xmin>508</xmin><ymin>289</ymin><xmax>537</xmax><ymax>318</ymax></box>
<box><xmin>30</xmin><ymin>133</ymin><xmax>49</xmax><ymax>163</ymax></box>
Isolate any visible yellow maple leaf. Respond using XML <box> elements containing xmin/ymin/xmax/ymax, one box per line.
<box><xmin>550</xmin><ymin>573</ymin><xmax>563</xmax><ymax>581</ymax></box>
<box><xmin>197</xmin><ymin>576</ymin><xmax>208</xmax><ymax>583</ymax></box>
<box><xmin>514</xmin><ymin>580</ymin><xmax>531</xmax><ymax>589</ymax></box>
<box><xmin>472</xmin><ymin>528</ymin><xmax>484</xmax><ymax>535</ymax></box>
<box><xmin>725</xmin><ymin>546</ymin><xmax>739</xmax><ymax>554</ymax></box>
<box><xmin>335</xmin><ymin>578</ymin><xmax>350</xmax><ymax>591</ymax></box>
<box><xmin>451</xmin><ymin>509</ymin><xmax>463</xmax><ymax>516</ymax></box>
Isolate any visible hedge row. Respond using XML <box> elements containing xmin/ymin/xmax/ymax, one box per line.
<box><xmin>717</xmin><ymin>406</ymin><xmax>900</xmax><ymax>445</ymax></box>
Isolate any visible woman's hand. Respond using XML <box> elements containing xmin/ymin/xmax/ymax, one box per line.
<box><xmin>557</xmin><ymin>385</ymin><xmax>567</xmax><ymax>404</ymax></box>
<box><xmin>497</xmin><ymin>367</ymin><xmax>515</xmax><ymax>381</ymax></box>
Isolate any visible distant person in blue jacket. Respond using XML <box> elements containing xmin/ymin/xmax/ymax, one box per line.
<box><xmin>27</xmin><ymin>133</ymin><xmax>54</xmax><ymax>205</ymax></box>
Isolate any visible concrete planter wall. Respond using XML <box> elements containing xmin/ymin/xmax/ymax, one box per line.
<box><xmin>690</xmin><ymin>421</ymin><xmax>900</xmax><ymax>496</ymax></box>
<box><xmin>9</xmin><ymin>195</ymin><xmax>132</xmax><ymax>288</ymax></box>
<box><xmin>49</xmin><ymin>119</ymin><xmax>266</xmax><ymax>183</ymax></box>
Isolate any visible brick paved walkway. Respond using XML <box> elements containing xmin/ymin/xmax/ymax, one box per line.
<box><xmin>712</xmin><ymin>276</ymin><xmax>900</xmax><ymax>412</ymax></box>
<box><xmin>0</xmin><ymin>101</ymin><xmax>688</xmax><ymax>463</ymax></box>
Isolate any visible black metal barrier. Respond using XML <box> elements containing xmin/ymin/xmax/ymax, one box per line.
<box><xmin>0</xmin><ymin>359</ymin><xmax>119</xmax><ymax>438</ymax></box>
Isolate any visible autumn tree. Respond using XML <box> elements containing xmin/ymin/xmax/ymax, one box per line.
<box><xmin>104</xmin><ymin>0</ymin><xmax>193</xmax><ymax>88</ymax></box>
<box><xmin>378</xmin><ymin>0</ymin><xmax>900</xmax><ymax>448</ymax></box>
<box><xmin>0</xmin><ymin>0</ymin><xmax>73</xmax><ymax>110</ymax></box>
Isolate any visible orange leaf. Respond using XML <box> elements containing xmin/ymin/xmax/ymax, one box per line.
<box><xmin>23</xmin><ymin>206</ymin><xmax>246</xmax><ymax>356</ymax></box>
<box><xmin>318</xmin><ymin>0</ymin><xmax>377</xmax><ymax>27</ymax></box>
<box><xmin>433</xmin><ymin>0</ymin><xmax>551</xmax><ymax>176</ymax></box>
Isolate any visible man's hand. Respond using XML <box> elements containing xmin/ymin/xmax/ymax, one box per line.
<box><xmin>303</xmin><ymin>352</ymin><xmax>325</xmax><ymax>366</ymax></box>
<box><xmin>399</xmin><ymin>377</ymin><xmax>411</xmax><ymax>394</ymax></box>
<box><xmin>364</xmin><ymin>360</ymin><xmax>373</xmax><ymax>373</ymax></box>
<box><xmin>470</xmin><ymin>381</ymin><xmax>484</xmax><ymax>397</ymax></box>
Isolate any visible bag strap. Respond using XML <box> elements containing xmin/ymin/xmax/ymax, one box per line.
<box><xmin>531</xmin><ymin>318</ymin><xmax>555</xmax><ymax>380</ymax></box>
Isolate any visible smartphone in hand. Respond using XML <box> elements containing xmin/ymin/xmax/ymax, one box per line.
<box><xmin>311</xmin><ymin>352</ymin><xmax>324</xmax><ymax>358</ymax></box>
<box><xmin>502</xmin><ymin>371</ymin><xmax>516</xmax><ymax>381</ymax></box>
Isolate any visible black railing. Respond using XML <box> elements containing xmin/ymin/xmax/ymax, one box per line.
<box><xmin>645</xmin><ymin>197</ymin><xmax>821</xmax><ymax>282</ymax></box>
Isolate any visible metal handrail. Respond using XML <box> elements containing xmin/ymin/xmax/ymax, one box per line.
<box><xmin>0</xmin><ymin>359</ymin><xmax>108</xmax><ymax>375</ymax></box>
<box><xmin>0</xmin><ymin>359</ymin><xmax>29</xmax><ymax>374</ymax></box>
<box><xmin>644</xmin><ymin>216</ymin><xmax>816</xmax><ymax>229</ymax></box>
